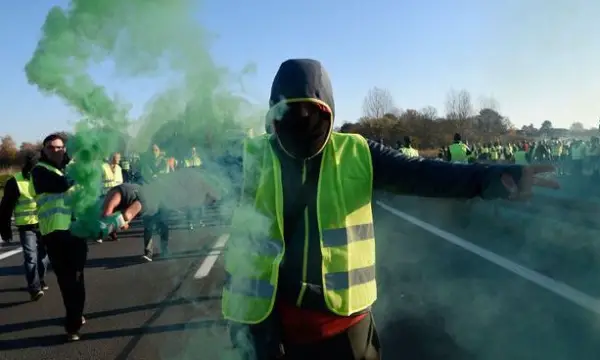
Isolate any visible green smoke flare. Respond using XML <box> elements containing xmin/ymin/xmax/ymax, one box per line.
<box><xmin>25</xmin><ymin>0</ymin><xmax>266</xmax><ymax>357</ymax></box>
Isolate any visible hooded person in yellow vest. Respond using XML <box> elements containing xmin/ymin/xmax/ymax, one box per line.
<box><xmin>183</xmin><ymin>146</ymin><xmax>204</xmax><ymax>230</ymax></box>
<box><xmin>398</xmin><ymin>136</ymin><xmax>419</xmax><ymax>158</ymax></box>
<box><xmin>223</xmin><ymin>58</ymin><xmax>560</xmax><ymax>360</ymax></box>
<box><xmin>30</xmin><ymin>133</ymin><xmax>88</xmax><ymax>342</ymax></box>
<box><xmin>0</xmin><ymin>152</ymin><xmax>49</xmax><ymax>301</ymax></box>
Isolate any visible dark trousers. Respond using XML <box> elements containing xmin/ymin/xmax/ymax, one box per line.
<box><xmin>238</xmin><ymin>312</ymin><xmax>380</xmax><ymax>360</ymax></box>
<box><xmin>18</xmin><ymin>227</ymin><xmax>48</xmax><ymax>293</ymax></box>
<box><xmin>42</xmin><ymin>230</ymin><xmax>88</xmax><ymax>334</ymax></box>
<box><xmin>143</xmin><ymin>210</ymin><xmax>169</xmax><ymax>256</ymax></box>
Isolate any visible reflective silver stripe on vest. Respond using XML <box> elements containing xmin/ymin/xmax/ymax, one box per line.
<box><xmin>38</xmin><ymin>207</ymin><xmax>71</xmax><ymax>219</ymax></box>
<box><xmin>14</xmin><ymin>209</ymin><xmax>37</xmax><ymax>217</ymax></box>
<box><xmin>36</xmin><ymin>193</ymin><xmax>68</xmax><ymax>207</ymax></box>
<box><xmin>17</xmin><ymin>199</ymin><xmax>35</xmax><ymax>206</ymax></box>
<box><xmin>321</xmin><ymin>223</ymin><xmax>376</xmax><ymax>290</ymax></box>
<box><xmin>325</xmin><ymin>265</ymin><xmax>376</xmax><ymax>291</ymax></box>
<box><xmin>321</xmin><ymin>223</ymin><xmax>374</xmax><ymax>248</ymax></box>
<box><xmin>224</xmin><ymin>273</ymin><xmax>274</xmax><ymax>298</ymax></box>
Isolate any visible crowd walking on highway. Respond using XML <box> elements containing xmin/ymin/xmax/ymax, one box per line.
<box><xmin>0</xmin><ymin>58</ymin><xmax>562</xmax><ymax>358</ymax></box>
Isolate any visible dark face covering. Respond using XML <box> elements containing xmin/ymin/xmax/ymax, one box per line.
<box><xmin>273</xmin><ymin>102</ymin><xmax>332</xmax><ymax>160</ymax></box>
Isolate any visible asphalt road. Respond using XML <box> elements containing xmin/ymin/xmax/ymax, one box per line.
<box><xmin>1</xmin><ymin>193</ymin><xmax>599</xmax><ymax>360</ymax></box>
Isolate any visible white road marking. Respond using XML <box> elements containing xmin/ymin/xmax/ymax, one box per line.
<box><xmin>0</xmin><ymin>247</ymin><xmax>23</xmax><ymax>261</ymax></box>
<box><xmin>194</xmin><ymin>233</ymin><xmax>229</xmax><ymax>279</ymax></box>
<box><xmin>376</xmin><ymin>200</ymin><xmax>600</xmax><ymax>315</ymax></box>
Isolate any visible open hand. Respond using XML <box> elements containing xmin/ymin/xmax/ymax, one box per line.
<box><xmin>500</xmin><ymin>164</ymin><xmax>560</xmax><ymax>201</ymax></box>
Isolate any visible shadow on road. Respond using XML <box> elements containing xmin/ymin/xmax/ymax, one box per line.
<box><xmin>0</xmin><ymin>300</ymin><xmax>30</xmax><ymax>309</ymax></box>
<box><xmin>0</xmin><ymin>295</ymin><xmax>220</xmax><ymax>335</ymax></box>
<box><xmin>0</xmin><ymin>319</ymin><xmax>226</xmax><ymax>350</ymax></box>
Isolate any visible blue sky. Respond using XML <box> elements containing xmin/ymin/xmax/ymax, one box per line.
<box><xmin>1</xmin><ymin>0</ymin><xmax>599</xmax><ymax>144</ymax></box>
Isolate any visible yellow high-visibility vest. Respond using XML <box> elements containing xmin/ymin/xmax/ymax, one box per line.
<box><xmin>32</xmin><ymin>162</ymin><xmax>73</xmax><ymax>236</ymax></box>
<box><xmin>184</xmin><ymin>156</ymin><xmax>202</xmax><ymax>168</ymax></box>
<box><xmin>102</xmin><ymin>163</ymin><xmax>123</xmax><ymax>192</ymax></box>
<box><xmin>449</xmin><ymin>143</ymin><xmax>468</xmax><ymax>162</ymax></box>
<box><xmin>222</xmin><ymin>132</ymin><xmax>376</xmax><ymax>324</ymax></box>
<box><xmin>13</xmin><ymin>172</ymin><xmax>38</xmax><ymax>226</ymax></box>
<box><xmin>399</xmin><ymin>147</ymin><xmax>419</xmax><ymax>158</ymax></box>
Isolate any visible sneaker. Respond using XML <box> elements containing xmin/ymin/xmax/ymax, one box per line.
<box><xmin>95</xmin><ymin>239</ymin><xmax>103</xmax><ymax>243</ymax></box>
<box><xmin>67</xmin><ymin>333</ymin><xmax>80</xmax><ymax>341</ymax></box>
<box><xmin>30</xmin><ymin>290</ymin><xmax>44</xmax><ymax>301</ymax></box>
<box><xmin>81</xmin><ymin>316</ymin><xmax>86</xmax><ymax>325</ymax></box>
<box><xmin>142</xmin><ymin>254</ymin><xmax>153</xmax><ymax>262</ymax></box>
<box><xmin>41</xmin><ymin>282</ymin><xmax>49</xmax><ymax>291</ymax></box>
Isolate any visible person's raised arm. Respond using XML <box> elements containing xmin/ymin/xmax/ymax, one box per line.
<box><xmin>368</xmin><ymin>139</ymin><xmax>522</xmax><ymax>199</ymax></box>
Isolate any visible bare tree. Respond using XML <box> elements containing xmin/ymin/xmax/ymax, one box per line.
<box><xmin>445</xmin><ymin>89</ymin><xmax>474</xmax><ymax>121</ymax></box>
<box><xmin>420</xmin><ymin>106</ymin><xmax>438</xmax><ymax>121</ymax></box>
<box><xmin>362</xmin><ymin>87</ymin><xmax>395</xmax><ymax>118</ymax></box>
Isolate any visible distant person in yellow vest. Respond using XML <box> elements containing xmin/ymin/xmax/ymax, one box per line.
<box><xmin>398</xmin><ymin>136</ymin><xmax>419</xmax><ymax>158</ymax></box>
<box><xmin>0</xmin><ymin>152</ymin><xmax>49</xmax><ymax>301</ymax></box>
<box><xmin>223</xmin><ymin>58</ymin><xmax>559</xmax><ymax>360</ymax></box>
<box><xmin>447</xmin><ymin>133</ymin><xmax>471</xmax><ymax>163</ymax></box>
<box><xmin>97</xmin><ymin>152</ymin><xmax>123</xmax><ymax>243</ymax></box>
<box><xmin>183</xmin><ymin>146</ymin><xmax>203</xmax><ymax>230</ymax></box>
<box><xmin>31</xmin><ymin>133</ymin><xmax>88</xmax><ymax>342</ymax></box>
<box><xmin>184</xmin><ymin>146</ymin><xmax>202</xmax><ymax>168</ymax></box>
<box><xmin>101</xmin><ymin>152</ymin><xmax>123</xmax><ymax>193</ymax></box>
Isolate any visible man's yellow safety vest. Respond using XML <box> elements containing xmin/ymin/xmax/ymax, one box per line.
<box><xmin>33</xmin><ymin>162</ymin><xmax>73</xmax><ymax>236</ymax></box>
<box><xmin>222</xmin><ymin>132</ymin><xmax>377</xmax><ymax>324</ymax></box>
<box><xmin>184</xmin><ymin>156</ymin><xmax>202</xmax><ymax>168</ymax></box>
<box><xmin>399</xmin><ymin>147</ymin><xmax>419</xmax><ymax>158</ymax></box>
<box><xmin>102</xmin><ymin>163</ymin><xmax>123</xmax><ymax>192</ymax></box>
<box><xmin>13</xmin><ymin>172</ymin><xmax>38</xmax><ymax>226</ymax></box>
<box><xmin>448</xmin><ymin>142</ymin><xmax>468</xmax><ymax>162</ymax></box>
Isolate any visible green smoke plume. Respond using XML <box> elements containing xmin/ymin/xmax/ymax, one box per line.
<box><xmin>26</xmin><ymin>0</ymin><xmax>265</xmax><ymax>357</ymax></box>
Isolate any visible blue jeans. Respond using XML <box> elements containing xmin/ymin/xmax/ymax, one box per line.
<box><xmin>19</xmin><ymin>228</ymin><xmax>49</xmax><ymax>292</ymax></box>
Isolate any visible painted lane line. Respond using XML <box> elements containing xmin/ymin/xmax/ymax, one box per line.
<box><xmin>376</xmin><ymin>200</ymin><xmax>600</xmax><ymax>315</ymax></box>
<box><xmin>0</xmin><ymin>247</ymin><xmax>23</xmax><ymax>261</ymax></box>
<box><xmin>194</xmin><ymin>233</ymin><xmax>230</xmax><ymax>279</ymax></box>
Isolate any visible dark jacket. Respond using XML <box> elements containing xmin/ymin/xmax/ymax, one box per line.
<box><xmin>0</xmin><ymin>156</ymin><xmax>40</xmax><ymax>240</ymax></box>
<box><xmin>239</xmin><ymin>59</ymin><xmax>524</xmax><ymax>313</ymax></box>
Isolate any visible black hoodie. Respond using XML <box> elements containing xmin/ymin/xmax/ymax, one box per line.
<box><xmin>0</xmin><ymin>153</ymin><xmax>40</xmax><ymax>239</ymax></box>
<box><xmin>250</xmin><ymin>59</ymin><xmax>524</xmax><ymax>314</ymax></box>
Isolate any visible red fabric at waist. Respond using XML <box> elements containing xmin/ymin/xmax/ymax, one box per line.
<box><xmin>277</xmin><ymin>300</ymin><xmax>368</xmax><ymax>344</ymax></box>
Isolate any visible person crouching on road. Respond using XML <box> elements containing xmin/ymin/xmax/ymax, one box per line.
<box><xmin>98</xmin><ymin>183</ymin><xmax>159</xmax><ymax>262</ymax></box>
<box><xmin>223</xmin><ymin>58</ymin><xmax>560</xmax><ymax>360</ymax></box>
<box><xmin>30</xmin><ymin>133</ymin><xmax>88</xmax><ymax>342</ymax></box>
<box><xmin>96</xmin><ymin>152</ymin><xmax>124</xmax><ymax>244</ymax></box>
<box><xmin>0</xmin><ymin>152</ymin><xmax>49</xmax><ymax>301</ymax></box>
<box><xmin>99</xmin><ymin>180</ymin><xmax>220</xmax><ymax>261</ymax></box>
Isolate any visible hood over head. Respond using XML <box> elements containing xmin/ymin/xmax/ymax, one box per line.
<box><xmin>268</xmin><ymin>59</ymin><xmax>335</xmax><ymax>159</ymax></box>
